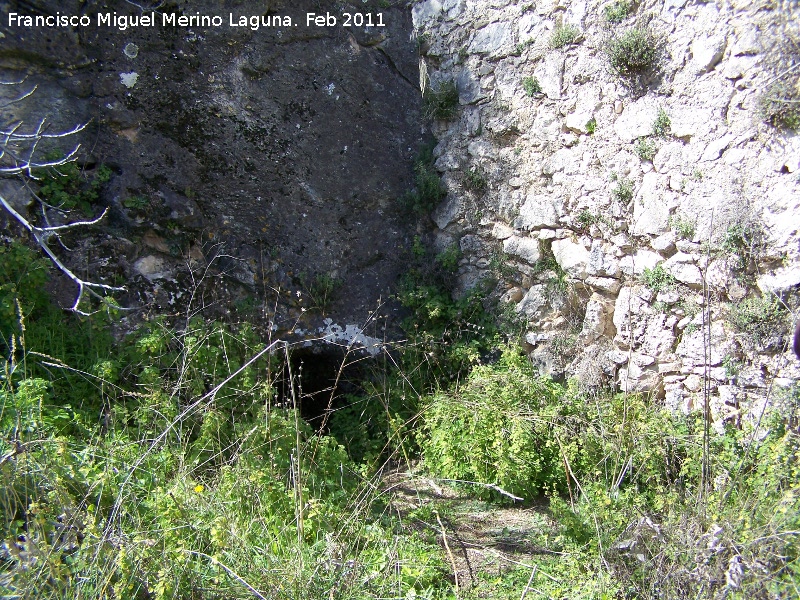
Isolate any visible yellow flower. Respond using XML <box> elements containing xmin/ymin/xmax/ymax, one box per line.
<box><xmin>194</xmin><ymin>484</ymin><xmax>204</xmax><ymax>494</ymax></box>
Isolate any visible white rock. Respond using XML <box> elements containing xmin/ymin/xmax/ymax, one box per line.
<box><xmin>515</xmin><ymin>193</ymin><xmax>560</xmax><ymax>229</ymax></box>
<box><xmin>412</xmin><ymin>0</ymin><xmax>443</xmax><ymax>28</ymax></box>
<box><xmin>533</xmin><ymin>53</ymin><xmax>564</xmax><ymax>100</ymax></box>
<box><xmin>652</xmin><ymin>232</ymin><xmax>677</xmax><ymax>252</ymax></box>
<box><xmin>491</xmin><ymin>223</ymin><xmax>514</xmax><ymax>240</ymax></box>
<box><xmin>620</xmin><ymin>250</ymin><xmax>663</xmax><ymax>276</ymax></box>
<box><xmin>676</xmin><ymin>320</ymin><xmax>728</xmax><ymax>366</ymax></box>
<box><xmin>134</xmin><ymin>255</ymin><xmax>170</xmax><ymax>280</ymax></box>
<box><xmin>580</xmin><ymin>292</ymin><xmax>615</xmax><ymax>342</ymax></box>
<box><xmin>690</xmin><ymin>35</ymin><xmax>726</xmax><ymax>73</ymax></box>
<box><xmin>516</xmin><ymin>285</ymin><xmax>547</xmax><ymax>318</ymax></box>
<box><xmin>469</xmin><ymin>21</ymin><xmax>514</xmax><ymax>57</ymax></box>
<box><xmin>586</xmin><ymin>276</ymin><xmax>622</xmax><ymax>294</ymax></box>
<box><xmin>432</xmin><ymin>195</ymin><xmax>463</xmax><ymax>230</ymax></box>
<box><xmin>663</xmin><ymin>253</ymin><xmax>703</xmax><ymax>287</ymax></box>
<box><xmin>701</xmin><ymin>134</ymin><xmax>734</xmax><ymax>162</ymax></box>
<box><xmin>503</xmin><ymin>235</ymin><xmax>541</xmax><ymax>264</ymax></box>
<box><xmin>613</xmin><ymin>97</ymin><xmax>660</xmax><ymax>142</ymax></box>
<box><xmin>632</xmin><ymin>173</ymin><xmax>673</xmax><ymax>236</ymax></box>
<box><xmin>552</xmin><ymin>237</ymin><xmax>591</xmax><ymax>279</ymax></box>
<box><xmin>757</xmin><ymin>265</ymin><xmax>800</xmax><ymax>295</ymax></box>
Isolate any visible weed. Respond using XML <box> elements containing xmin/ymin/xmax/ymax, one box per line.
<box><xmin>35</xmin><ymin>161</ymin><xmax>112</xmax><ymax>215</ymax></box>
<box><xmin>760</xmin><ymin>79</ymin><xmax>800</xmax><ymax>132</ymax></box>
<box><xmin>640</xmin><ymin>263</ymin><xmax>676</xmax><ymax>292</ymax></box>
<box><xmin>423</xmin><ymin>79</ymin><xmax>459</xmax><ymax>120</ymax></box>
<box><xmin>550</xmin><ymin>23</ymin><xmax>580</xmax><ymax>49</ymax></box>
<box><xmin>728</xmin><ymin>295</ymin><xmax>788</xmax><ymax>344</ymax></box>
<box><xmin>522</xmin><ymin>75</ymin><xmax>542</xmax><ymax>96</ymax></box>
<box><xmin>669</xmin><ymin>215</ymin><xmax>696</xmax><ymax>240</ymax></box>
<box><xmin>720</xmin><ymin>220</ymin><xmax>766</xmax><ymax>274</ymax></box>
<box><xmin>514</xmin><ymin>39</ymin><xmax>533</xmax><ymax>55</ymax></box>
<box><xmin>400</xmin><ymin>143</ymin><xmax>447</xmax><ymax>216</ymax></box>
<box><xmin>612</xmin><ymin>176</ymin><xmax>634</xmax><ymax>202</ymax></box>
<box><xmin>606</xmin><ymin>26</ymin><xmax>661</xmax><ymax>78</ymax></box>
<box><xmin>300</xmin><ymin>271</ymin><xmax>340</xmax><ymax>313</ymax></box>
<box><xmin>463</xmin><ymin>166</ymin><xmax>488</xmax><ymax>193</ymax></box>
<box><xmin>576</xmin><ymin>210</ymin><xmax>608</xmax><ymax>230</ymax></box>
<box><xmin>722</xmin><ymin>354</ymin><xmax>742</xmax><ymax>378</ymax></box>
<box><xmin>652</xmin><ymin>107</ymin><xmax>671</xmax><ymax>137</ymax></box>
<box><xmin>122</xmin><ymin>195</ymin><xmax>149</xmax><ymax>210</ymax></box>
<box><xmin>586</xmin><ymin>116</ymin><xmax>597</xmax><ymax>134</ymax></box>
<box><xmin>635</xmin><ymin>137</ymin><xmax>657</xmax><ymax>161</ymax></box>
<box><xmin>435</xmin><ymin>244</ymin><xmax>461</xmax><ymax>273</ymax></box>
<box><xmin>603</xmin><ymin>0</ymin><xmax>633</xmax><ymax>23</ymax></box>
<box><xmin>692</xmin><ymin>168</ymin><xmax>703</xmax><ymax>180</ymax></box>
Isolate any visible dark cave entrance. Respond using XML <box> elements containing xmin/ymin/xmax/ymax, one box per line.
<box><xmin>277</xmin><ymin>345</ymin><xmax>372</xmax><ymax>432</ymax></box>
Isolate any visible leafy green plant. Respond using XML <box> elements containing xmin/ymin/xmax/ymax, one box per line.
<box><xmin>603</xmin><ymin>0</ymin><xmax>633</xmax><ymax>23</ymax></box>
<box><xmin>640</xmin><ymin>263</ymin><xmax>675</xmax><ymax>292</ymax></box>
<box><xmin>669</xmin><ymin>215</ymin><xmax>696</xmax><ymax>240</ymax></box>
<box><xmin>635</xmin><ymin>137</ymin><xmax>657</xmax><ymax>161</ymax></box>
<box><xmin>423</xmin><ymin>79</ymin><xmax>459</xmax><ymax>120</ymax></box>
<box><xmin>585</xmin><ymin>116</ymin><xmax>597</xmax><ymax>134</ymax></box>
<box><xmin>522</xmin><ymin>75</ymin><xmax>542</xmax><ymax>96</ymax></box>
<box><xmin>462</xmin><ymin>166</ymin><xmax>488</xmax><ymax>193</ymax></box>
<box><xmin>728</xmin><ymin>295</ymin><xmax>788</xmax><ymax>343</ymax></box>
<box><xmin>550</xmin><ymin>23</ymin><xmax>580</xmax><ymax>49</ymax></box>
<box><xmin>122</xmin><ymin>195</ymin><xmax>149</xmax><ymax>210</ymax></box>
<box><xmin>606</xmin><ymin>26</ymin><xmax>661</xmax><ymax>78</ymax></box>
<box><xmin>401</xmin><ymin>143</ymin><xmax>447</xmax><ymax>216</ymax></box>
<box><xmin>611</xmin><ymin>175</ymin><xmax>634</xmax><ymax>202</ymax></box>
<box><xmin>652</xmin><ymin>108</ymin><xmax>671</xmax><ymax>137</ymax></box>
<box><xmin>35</xmin><ymin>161</ymin><xmax>112</xmax><ymax>215</ymax></box>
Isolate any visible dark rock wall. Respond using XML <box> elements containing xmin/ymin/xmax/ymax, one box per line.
<box><xmin>0</xmin><ymin>0</ymin><xmax>425</xmax><ymax>335</ymax></box>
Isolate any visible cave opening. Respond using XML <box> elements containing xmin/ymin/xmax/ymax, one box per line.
<box><xmin>277</xmin><ymin>344</ymin><xmax>372</xmax><ymax>433</ymax></box>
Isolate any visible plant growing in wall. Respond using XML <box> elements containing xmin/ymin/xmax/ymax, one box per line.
<box><xmin>606</xmin><ymin>25</ymin><xmax>662</xmax><ymax>78</ymax></box>
<box><xmin>423</xmin><ymin>79</ymin><xmax>460</xmax><ymax>120</ymax></box>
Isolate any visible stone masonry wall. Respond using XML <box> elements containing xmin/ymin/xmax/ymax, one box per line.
<box><xmin>412</xmin><ymin>0</ymin><xmax>800</xmax><ymax>428</ymax></box>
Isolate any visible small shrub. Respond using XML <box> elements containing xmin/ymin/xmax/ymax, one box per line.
<box><xmin>576</xmin><ymin>210</ymin><xmax>607</xmax><ymax>230</ymax></box>
<box><xmin>550</xmin><ymin>24</ymin><xmax>580</xmax><ymax>49</ymax></box>
<box><xmin>463</xmin><ymin>166</ymin><xmax>488</xmax><ymax>193</ymax></box>
<box><xmin>435</xmin><ymin>244</ymin><xmax>461</xmax><ymax>273</ymax></box>
<box><xmin>635</xmin><ymin>137</ymin><xmax>657</xmax><ymax>161</ymax></box>
<box><xmin>586</xmin><ymin>117</ymin><xmax>597</xmax><ymax>134</ymax></box>
<box><xmin>122</xmin><ymin>195</ymin><xmax>149</xmax><ymax>210</ymax></box>
<box><xmin>606</xmin><ymin>26</ymin><xmax>661</xmax><ymax>77</ymax></box>
<box><xmin>401</xmin><ymin>144</ymin><xmax>447</xmax><ymax>216</ymax></box>
<box><xmin>729</xmin><ymin>295</ymin><xmax>788</xmax><ymax>343</ymax></box>
<box><xmin>603</xmin><ymin>0</ymin><xmax>633</xmax><ymax>23</ymax></box>
<box><xmin>611</xmin><ymin>176</ymin><xmax>634</xmax><ymax>202</ymax></box>
<box><xmin>720</xmin><ymin>221</ymin><xmax>766</xmax><ymax>274</ymax></box>
<box><xmin>640</xmin><ymin>263</ymin><xmax>675</xmax><ymax>292</ymax></box>
<box><xmin>522</xmin><ymin>75</ymin><xmax>542</xmax><ymax>96</ymax></box>
<box><xmin>760</xmin><ymin>80</ymin><xmax>800</xmax><ymax>132</ymax></box>
<box><xmin>669</xmin><ymin>215</ymin><xmax>696</xmax><ymax>240</ymax></box>
<box><xmin>423</xmin><ymin>79</ymin><xmax>459</xmax><ymax>120</ymax></box>
<box><xmin>652</xmin><ymin>108</ymin><xmax>671</xmax><ymax>137</ymax></box>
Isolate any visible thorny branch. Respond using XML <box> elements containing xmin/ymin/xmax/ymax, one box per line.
<box><xmin>0</xmin><ymin>79</ymin><xmax>125</xmax><ymax>315</ymax></box>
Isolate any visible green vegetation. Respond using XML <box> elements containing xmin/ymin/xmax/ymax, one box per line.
<box><xmin>761</xmin><ymin>78</ymin><xmax>800</xmax><ymax>132</ymax></box>
<box><xmin>728</xmin><ymin>294</ymin><xmax>788</xmax><ymax>343</ymax></box>
<box><xmin>576</xmin><ymin>210</ymin><xmax>609</xmax><ymax>231</ymax></box>
<box><xmin>299</xmin><ymin>271</ymin><xmax>341</xmax><ymax>314</ymax></box>
<box><xmin>603</xmin><ymin>0</ymin><xmax>633</xmax><ymax>23</ymax></box>
<box><xmin>585</xmin><ymin>116</ymin><xmax>597</xmax><ymax>134</ymax></box>
<box><xmin>606</xmin><ymin>26</ymin><xmax>661</xmax><ymax>78</ymax></box>
<box><xmin>550</xmin><ymin>23</ymin><xmax>580</xmax><ymax>49</ymax></box>
<box><xmin>462</xmin><ymin>166</ymin><xmax>488</xmax><ymax>193</ymax></box>
<box><xmin>401</xmin><ymin>143</ymin><xmax>447</xmax><ymax>216</ymax></box>
<box><xmin>36</xmin><ymin>161</ymin><xmax>112</xmax><ymax>215</ymax></box>
<box><xmin>122</xmin><ymin>195</ymin><xmax>149</xmax><ymax>210</ymax></box>
<box><xmin>611</xmin><ymin>175</ymin><xmax>634</xmax><ymax>202</ymax></box>
<box><xmin>719</xmin><ymin>220</ymin><xmax>766</xmax><ymax>275</ymax></box>
<box><xmin>652</xmin><ymin>107</ymin><xmax>671</xmax><ymax>137</ymax></box>
<box><xmin>521</xmin><ymin>75</ymin><xmax>542</xmax><ymax>96</ymax></box>
<box><xmin>423</xmin><ymin>79</ymin><xmax>460</xmax><ymax>120</ymax></box>
<box><xmin>3</xmin><ymin>235</ymin><xmax>800</xmax><ymax>599</ymax></box>
<box><xmin>669</xmin><ymin>214</ymin><xmax>696</xmax><ymax>240</ymax></box>
<box><xmin>640</xmin><ymin>263</ymin><xmax>676</xmax><ymax>292</ymax></box>
<box><xmin>635</xmin><ymin>137</ymin><xmax>657</xmax><ymax>161</ymax></box>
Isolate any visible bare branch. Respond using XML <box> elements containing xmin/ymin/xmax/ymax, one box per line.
<box><xmin>0</xmin><ymin>82</ymin><xmax>123</xmax><ymax>314</ymax></box>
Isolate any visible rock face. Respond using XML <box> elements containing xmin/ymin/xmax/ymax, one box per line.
<box><xmin>0</xmin><ymin>0</ymin><xmax>425</xmax><ymax>340</ymax></box>
<box><xmin>412</xmin><ymin>0</ymin><xmax>800</xmax><ymax>422</ymax></box>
